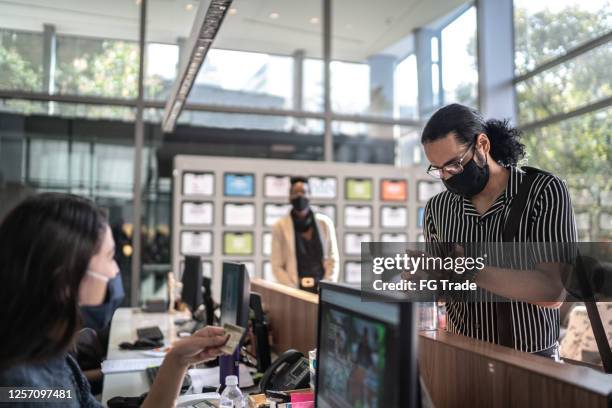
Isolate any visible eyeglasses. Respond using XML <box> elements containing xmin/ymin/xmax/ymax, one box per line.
<box><xmin>426</xmin><ymin>139</ymin><xmax>476</xmax><ymax>179</ymax></box>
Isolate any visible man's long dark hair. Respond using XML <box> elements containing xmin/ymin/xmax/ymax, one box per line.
<box><xmin>0</xmin><ymin>193</ymin><xmax>107</xmax><ymax>370</ymax></box>
<box><xmin>421</xmin><ymin>103</ymin><xmax>526</xmax><ymax>166</ymax></box>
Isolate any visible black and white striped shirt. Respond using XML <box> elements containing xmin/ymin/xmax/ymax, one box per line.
<box><xmin>424</xmin><ymin>166</ymin><xmax>577</xmax><ymax>352</ymax></box>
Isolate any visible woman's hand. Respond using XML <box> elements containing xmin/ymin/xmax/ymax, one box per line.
<box><xmin>166</xmin><ymin>326</ymin><xmax>229</xmax><ymax>367</ymax></box>
<box><xmin>142</xmin><ymin>326</ymin><xmax>229</xmax><ymax>408</ymax></box>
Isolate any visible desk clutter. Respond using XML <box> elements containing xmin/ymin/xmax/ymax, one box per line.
<box><xmin>102</xmin><ymin>261</ymin><xmax>612</xmax><ymax>408</ymax></box>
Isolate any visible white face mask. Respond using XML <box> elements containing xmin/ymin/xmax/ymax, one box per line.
<box><xmin>86</xmin><ymin>270</ymin><xmax>110</xmax><ymax>283</ymax></box>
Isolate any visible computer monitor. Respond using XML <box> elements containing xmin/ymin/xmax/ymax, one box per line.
<box><xmin>315</xmin><ymin>282</ymin><xmax>419</xmax><ymax>408</ymax></box>
<box><xmin>182</xmin><ymin>256</ymin><xmax>203</xmax><ymax>317</ymax></box>
<box><xmin>220</xmin><ymin>262</ymin><xmax>251</xmax><ymax>328</ymax></box>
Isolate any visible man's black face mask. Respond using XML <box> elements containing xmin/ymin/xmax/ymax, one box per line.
<box><xmin>443</xmin><ymin>152</ymin><xmax>489</xmax><ymax>198</ymax></box>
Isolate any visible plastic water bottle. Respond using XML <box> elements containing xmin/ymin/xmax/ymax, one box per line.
<box><xmin>220</xmin><ymin>375</ymin><xmax>243</xmax><ymax>407</ymax></box>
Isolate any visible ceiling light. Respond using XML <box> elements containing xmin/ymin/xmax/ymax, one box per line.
<box><xmin>269</xmin><ymin>12</ymin><xmax>279</xmax><ymax>19</ymax></box>
<box><xmin>185</xmin><ymin>3</ymin><xmax>194</xmax><ymax>11</ymax></box>
<box><xmin>135</xmin><ymin>0</ymin><xmax>141</xmax><ymax>5</ymax></box>
<box><xmin>162</xmin><ymin>0</ymin><xmax>234</xmax><ymax>133</ymax></box>
<box><xmin>229</xmin><ymin>7</ymin><xmax>237</xmax><ymax>15</ymax></box>
<box><xmin>310</xmin><ymin>17</ymin><xmax>319</xmax><ymax>24</ymax></box>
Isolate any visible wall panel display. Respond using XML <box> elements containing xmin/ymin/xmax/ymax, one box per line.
<box><xmin>308</xmin><ymin>176</ymin><xmax>337</xmax><ymax>199</ymax></box>
<box><xmin>417</xmin><ymin>207</ymin><xmax>425</xmax><ymax>228</ymax></box>
<box><xmin>380</xmin><ymin>233</ymin><xmax>408</xmax><ymax>243</ymax></box>
<box><xmin>224</xmin><ymin>203</ymin><xmax>255</xmax><ymax>226</ymax></box>
<box><xmin>344</xmin><ymin>233</ymin><xmax>373</xmax><ymax>255</ymax></box>
<box><xmin>264</xmin><ymin>175</ymin><xmax>291</xmax><ymax>198</ymax></box>
<box><xmin>174</xmin><ymin>156</ymin><xmax>427</xmax><ymax>288</ymax></box>
<box><xmin>381</xmin><ymin>206</ymin><xmax>407</xmax><ymax>228</ymax></box>
<box><xmin>181</xmin><ymin>201</ymin><xmax>214</xmax><ymax>225</ymax></box>
<box><xmin>262</xmin><ymin>232</ymin><xmax>273</xmax><ymax>256</ymax></box>
<box><xmin>180</xmin><ymin>260</ymin><xmax>213</xmax><ymax>279</ymax></box>
<box><xmin>345</xmin><ymin>261</ymin><xmax>362</xmax><ymax>283</ymax></box>
<box><xmin>224</xmin><ymin>173</ymin><xmax>255</xmax><ymax>197</ymax></box>
<box><xmin>344</xmin><ymin>205</ymin><xmax>372</xmax><ymax>228</ymax></box>
<box><xmin>418</xmin><ymin>181</ymin><xmax>445</xmax><ymax>202</ymax></box>
<box><xmin>180</xmin><ymin>231</ymin><xmax>213</xmax><ymax>255</ymax></box>
<box><xmin>380</xmin><ymin>179</ymin><xmax>407</xmax><ymax>202</ymax></box>
<box><xmin>223</xmin><ymin>232</ymin><xmax>254</xmax><ymax>255</ymax></box>
<box><xmin>311</xmin><ymin>204</ymin><xmax>336</xmax><ymax>223</ymax></box>
<box><xmin>183</xmin><ymin>172</ymin><xmax>214</xmax><ymax>196</ymax></box>
<box><xmin>264</xmin><ymin>203</ymin><xmax>291</xmax><ymax>227</ymax></box>
<box><xmin>345</xmin><ymin>178</ymin><xmax>373</xmax><ymax>201</ymax></box>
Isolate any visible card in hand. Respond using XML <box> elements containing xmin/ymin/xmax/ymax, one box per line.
<box><xmin>221</xmin><ymin>323</ymin><xmax>246</xmax><ymax>355</ymax></box>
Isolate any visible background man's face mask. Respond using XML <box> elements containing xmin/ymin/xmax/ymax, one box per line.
<box><xmin>291</xmin><ymin>195</ymin><xmax>310</xmax><ymax>211</ymax></box>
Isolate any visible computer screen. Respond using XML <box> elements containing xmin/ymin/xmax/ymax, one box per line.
<box><xmin>181</xmin><ymin>255</ymin><xmax>203</xmax><ymax>316</ymax></box>
<box><xmin>220</xmin><ymin>262</ymin><xmax>251</xmax><ymax>328</ymax></box>
<box><xmin>316</xmin><ymin>283</ymin><xmax>418</xmax><ymax>408</ymax></box>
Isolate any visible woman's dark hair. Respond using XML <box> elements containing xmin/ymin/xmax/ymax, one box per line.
<box><xmin>421</xmin><ymin>103</ymin><xmax>525</xmax><ymax>166</ymax></box>
<box><xmin>0</xmin><ymin>193</ymin><xmax>107</xmax><ymax>370</ymax></box>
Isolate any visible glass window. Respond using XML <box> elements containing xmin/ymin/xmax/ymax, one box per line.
<box><xmin>190</xmin><ymin>49</ymin><xmax>294</xmax><ymax>110</ymax></box>
<box><xmin>394</xmin><ymin>55</ymin><xmax>418</xmax><ymax>120</ymax></box>
<box><xmin>514</xmin><ymin>0</ymin><xmax>612</xmax><ymax>74</ymax></box>
<box><xmin>303</xmin><ymin>58</ymin><xmax>323</xmax><ymax>112</ymax></box>
<box><xmin>157</xmin><ymin>0</ymin><xmax>320</xmax><ymax>112</ymax></box>
<box><xmin>0</xmin><ymin>29</ymin><xmax>43</xmax><ymax>92</ymax></box>
<box><xmin>331</xmin><ymin>61</ymin><xmax>369</xmax><ymax>115</ymax></box>
<box><xmin>523</xmin><ymin>107</ymin><xmax>611</xmax><ymax>241</ymax></box>
<box><xmin>55</xmin><ymin>35</ymin><xmax>139</xmax><ymax>99</ymax></box>
<box><xmin>333</xmin><ymin>122</ymin><xmax>402</xmax><ymax>164</ymax></box>
<box><xmin>441</xmin><ymin>6</ymin><xmax>478</xmax><ymax>107</ymax></box>
<box><xmin>28</xmin><ymin>139</ymin><xmax>69</xmax><ymax>187</ymax></box>
<box><xmin>516</xmin><ymin>42</ymin><xmax>611</xmax><ymax>124</ymax></box>
<box><xmin>145</xmin><ymin>43</ymin><xmax>179</xmax><ymax>101</ymax></box>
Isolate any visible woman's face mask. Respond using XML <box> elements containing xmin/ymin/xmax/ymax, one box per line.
<box><xmin>80</xmin><ymin>271</ymin><xmax>125</xmax><ymax>330</ymax></box>
<box><xmin>78</xmin><ymin>225</ymin><xmax>124</xmax><ymax>329</ymax></box>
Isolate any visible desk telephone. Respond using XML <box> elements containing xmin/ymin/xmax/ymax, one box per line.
<box><xmin>259</xmin><ymin>349</ymin><xmax>310</xmax><ymax>392</ymax></box>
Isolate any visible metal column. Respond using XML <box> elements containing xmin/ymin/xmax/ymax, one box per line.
<box><xmin>131</xmin><ymin>0</ymin><xmax>147</xmax><ymax>306</ymax></box>
<box><xmin>322</xmin><ymin>0</ymin><xmax>332</xmax><ymax>161</ymax></box>
<box><xmin>476</xmin><ymin>0</ymin><xmax>516</xmax><ymax>121</ymax></box>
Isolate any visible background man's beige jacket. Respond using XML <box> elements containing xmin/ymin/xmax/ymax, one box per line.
<box><xmin>270</xmin><ymin>212</ymin><xmax>339</xmax><ymax>287</ymax></box>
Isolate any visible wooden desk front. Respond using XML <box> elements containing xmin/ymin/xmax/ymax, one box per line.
<box><xmin>419</xmin><ymin>330</ymin><xmax>612</xmax><ymax>408</ymax></box>
<box><xmin>250</xmin><ymin>278</ymin><xmax>319</xmax><ymax>355</ymax></box>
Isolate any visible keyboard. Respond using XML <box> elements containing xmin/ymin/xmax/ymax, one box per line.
<box><xmin>137</xmin><ymin>326</ymin><xmax>164</xmax><ymax>341</ymax></box>
<box><xmin>146</xmin><ymin>366</ymin><xmax>192</xmax><ymax>394</ymax></box>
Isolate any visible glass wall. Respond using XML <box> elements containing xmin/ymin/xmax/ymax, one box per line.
<box><xmin>514</xmin><ymin>0</ymin><xmax>611</xmax><ymax>243</ymax></box>
<box><xmin>441</xmin><ymin>6</ymin><xmax>477</xmax><ymax>107</ymax></box>
<box><xmin>0</xmin><ymin>29</ymin><xmax>43</xmax><ymax>92</ymax></box>
<box><xmin>514</xmin><ymin>0</ymin><xmax>611</xmax><ymax>74</ymax></box>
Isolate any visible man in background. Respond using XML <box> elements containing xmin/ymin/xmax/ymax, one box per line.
<box><xmin>271</xmin><ymin>176</ymin><xmax>339</xmax><ymax>292</ymax></box>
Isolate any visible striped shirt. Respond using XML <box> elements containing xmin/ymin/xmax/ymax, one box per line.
<box><xmin>423</xmin><ymin>166</ymin><xmax>577</xmax><ymax>352</ymax></box>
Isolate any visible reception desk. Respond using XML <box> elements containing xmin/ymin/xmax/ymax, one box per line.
<box><xmin>419</xmin><ymin>330</ymin><xmax>612</xmax><ymax>408</ymax></box>
<box><xmin>250</xmin><ymin>278</ymin><xmax>319</xmax><ymax>355</ymax></box>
